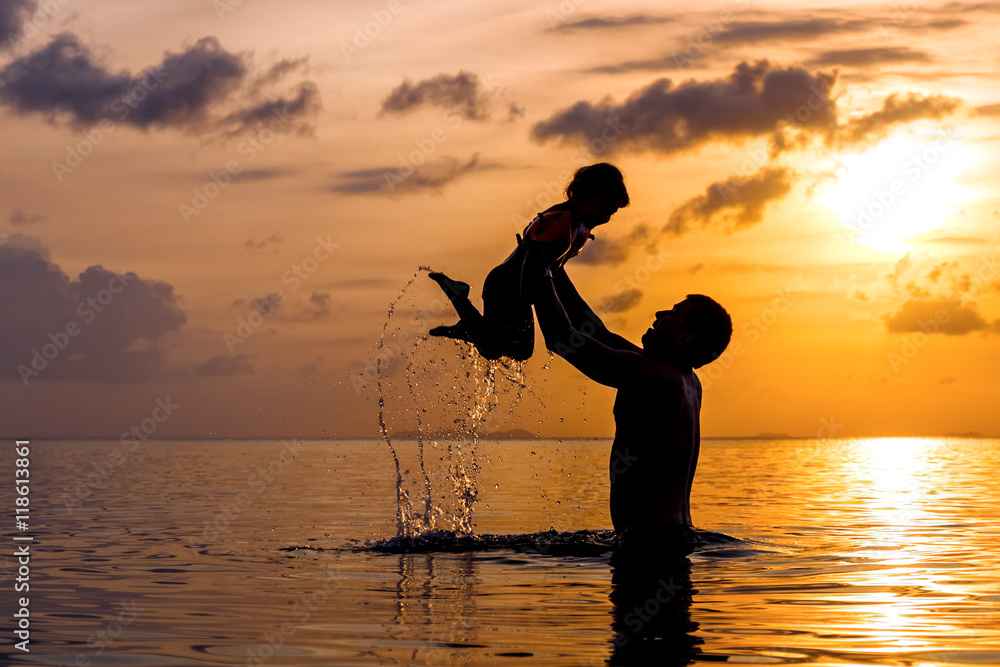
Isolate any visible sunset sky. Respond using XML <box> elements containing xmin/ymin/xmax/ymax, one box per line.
<box><xmin>2</xmin><ymin>0</ymin><xmax>998</xmax><ymax>439</ymax></box>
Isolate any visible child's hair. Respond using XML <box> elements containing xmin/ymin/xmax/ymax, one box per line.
<box><xmin>680</xmin><ymin>295</ymin><xmax>733</xmax><ymax>369</ymax></box>
<box><xmin>566</xmin><ymin>163</ymin><xmax>630</xmax><ymax>209</ymax></box>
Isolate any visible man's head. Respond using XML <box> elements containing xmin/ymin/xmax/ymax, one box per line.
<box><xmin>641</xmin><ymin>295</ymin><xmax>732</xmax><ymax>369</ymax></box>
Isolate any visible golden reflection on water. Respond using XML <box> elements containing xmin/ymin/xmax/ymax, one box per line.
<box><xmin>12</xmin><ymin>438</ymin><xmax>1000</xmax><ymax>666</ymax></box>
<box><xmin>855</xmin><ymin>437</ymin><xmax>932</xmax><ymax>539</ymax></box>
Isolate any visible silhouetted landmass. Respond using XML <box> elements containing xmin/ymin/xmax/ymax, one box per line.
<box><xmin>945</xmin><ymin>431</ymin><xmax>985</xmax><ymax>438</ymax></box>
<box><xmin>754</xmin><ymin>432</ymin><xmax>795</xmax><ymax>439</ymax></box>
<box><xmin>389</xmin><ymin>428</ymin><xmax>536</xmax><ymax>440</ymax></box>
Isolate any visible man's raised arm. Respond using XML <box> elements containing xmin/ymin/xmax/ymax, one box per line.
<box><xmin>534</xmin><ymin>271</ymin><xmax>653</xmax><ymax>389</ymax></box>
<box><xmin>550</xmin><ymin>266</ymin><xmax>640</xmax><ymax>352</ymax></box>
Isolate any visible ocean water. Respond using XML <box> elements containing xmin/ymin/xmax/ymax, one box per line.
<box><xmin>3</xmin><ymin>436</ymin><xmax>1000</xmax><ymax>666</ymax></box>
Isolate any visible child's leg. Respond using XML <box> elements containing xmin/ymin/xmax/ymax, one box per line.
<box><xmin>503</xmin><ymin>306</ymin><xmax>535</xmax><ymax>361</ymax></box>
<box><xmin>480</xmin><ymin>263</ymin><xmax>534</xmax><ymax>361</ymax></box>
<box><xmin>428</xmin><ymin>272</ymin><xmax>485</xmax><ymax>344</ymax></box>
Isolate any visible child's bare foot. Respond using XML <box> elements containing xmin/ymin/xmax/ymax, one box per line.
<box><xmin>429</xmin><ymin>272</ymin><xmax>470</xmax><ymax>299</ymax></box>
<box><xmin>429</xmin><ymin>322</ymin><xmax>474</xmax><ymax>343</ymax></box>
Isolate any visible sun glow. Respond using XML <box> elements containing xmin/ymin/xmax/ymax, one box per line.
<box><xmin>822</xmin><ymin>132</ymin><xmax>972</xmax><ymax>251</ymax></box>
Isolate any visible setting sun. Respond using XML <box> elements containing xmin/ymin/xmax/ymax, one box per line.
<box><xmin>822</xmin><ymin>131</ymin><xmax>972</xmax><ymax>251</ymax></box>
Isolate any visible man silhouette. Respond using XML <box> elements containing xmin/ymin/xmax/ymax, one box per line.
<box><xmin>534</xmin><ymin>266</ymin><xmax>732</xmax><ymax>547</ymax></box>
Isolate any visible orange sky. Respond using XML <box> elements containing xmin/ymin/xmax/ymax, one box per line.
<box><xmin>1</xmin><ymin>0</ymin><xmax>998</xmax><ymax>439</ymax></box>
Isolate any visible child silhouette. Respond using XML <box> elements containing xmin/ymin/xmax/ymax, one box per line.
<box><xmin>429</xmin><ymin>163</ymin><xmax>629</xmax><ymax>360</ymax></box>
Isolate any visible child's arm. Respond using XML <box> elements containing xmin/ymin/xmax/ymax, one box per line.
<box><xmin>514</xmin><ymin>240</ymin><xmax>562</xmax><ymax>306</ymax></box>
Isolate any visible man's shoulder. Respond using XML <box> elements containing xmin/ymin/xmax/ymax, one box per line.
<box><xmin>616</xmin><ymin>354</ymin><xmax>693</xmax><ymax>391</ymax></box>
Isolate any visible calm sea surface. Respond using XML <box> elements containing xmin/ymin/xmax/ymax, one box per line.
<box><xmin>3</xmin><ymin>437</ymin><xmax>1000</xmax><ymax>666</ymax></box>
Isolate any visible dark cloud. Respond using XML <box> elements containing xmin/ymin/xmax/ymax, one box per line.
<box><xmin>0</xmin><ymin>33</ymin><xmax>320</xmax><ymax>135</ymax></box>
<box><xmin>550</xmin><ymin>15</ymin><xmax>672</xmax><ymax>31</ymax></box>
<box><xmin>919</xmin><ymin>234</ymin><xmax>990</xmax><ymax>245</ymax></box>
<box><xmin>0</xmin><ymin>234</ymin><xmax>186</xmax><ymax>383</ymax></box>
<box><xmin>587</xmin><ymin>56</ymin><xmax>689</xmax><ymax>75</ymax></box>
<box><xmin>597</xmin><ymin>288</ymin><xmax>643</xmax><ymax>313</ymax></box>
<box><xmin>665</xmin><ymin>167</ymin><xmax>792</xmax><ymax>236</ymax></box>
<box><xmin>230</xmin><ymin>168</ymin><xmax>295</xmax><ymax>183</ymax></box>
<box><xmin>244</xmin><ymin>233</ymin><xmax>281</xmax><ymax>252</ymax></box>
<box><xmin>8</xmin><ymin>208</ymin><xmax>43</xmax><ymax>225</ymax></box>
<box><xmin>0</xmin><ymin>0</ymin><xmax>34</xmax><ymax>48</ymax></box>
<box><xmin>687</xmin><ymin>261</ymin><xmax>790</xmax><ymax>274</ymax></box>
<box><xmin>0</xmin><ymin>34</ymin><xmax>241</xmax><ymax>126</ymax></box>
<box><xmin>240</xmin><ymin>290</ymin><xmax>332</xmax><ymax>322</ymax></box>
<box><xmin>880</xmin><ymin>17</ymin><xmax>967</xmax><ymax>33</ymax></box>
<box><xmin>839</xmin><ymin>92</ymin><xmax>960</xmax><ymax>145</ymax></box>
<box><xmin>936</xmin><ymin>1</ymin><xmax>1000</xmax><ymax>14</ymax></box>
<box><xmin>329</xmin><ymin>277</ymin><xmax>395</xmax><ymax>289</ymax></box>
<box><xmin>885</xmin><ymin>297</ymin><xmax>993</xmax><ymax>335</ymax></box>
<box><xmin>532</xmin><ymin>61</ymin><xmax>837</xmax><ymax>156</ymax></box>
<box><xmin>380</xmin><ymin>71</ymin><xmax>497</xmax><ymax>120</ymax></box>
<box><xmin>194</xmin><ymin>353</ymin><xmax>254</xmax><ymax>376</ymax></box>
<box><xmin>806</xmin><ymin>47</ymin><xmax>932</xmax><ymax>68</ymax></box>
<box><xmin>249</xmin><ymin>56</ymin><xmax>309</xmax><ymax>94</ymax></box>
<box><xmin>217</xmin><ymin>81</ymin><xmax>320</xmax><ymax>137</ymax></box>
<box><xmin>333</xmin><ymin>154</ymin><xmax>482</xmax><ymax>195</ymax></box>
<box><xmin>291</xmin><ymin>292</ymin><xmax>332</xmax><ymax>320</ymax></box>
<box><xmin>974</xmin><ymin>103</ymin><xmax>1000</xmax><ymax>116</ymax></box>
<box><xmin>297</xmin><ymin>358</ymin><xmax>323</xmax><ymax>376</ymax></box>
<box><xmin>714</xmin><ymin>18</ymin><xmax>870</xmax><ymax>44</ymax></box>
<box><xmin>573</xmin><ymin>223</ymin><xmax>656</xmax><ymax>266</ymax></box>
<box><xmin>540</xmin><ymin>60</ymin><xmax>963</xmax><ymax>158</ymax></box>
<box><xmin>587</xmin><ymin>17</ymin><xmax>966</xmax><ymax>74</ymax></box>
<box><xmin>283</xmin><ymin>292</ymin><xmax>334</xmax><ymax>322</ymax></box>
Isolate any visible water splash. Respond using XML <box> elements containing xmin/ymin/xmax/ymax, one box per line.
<box><xmin>364</xmin><ymin>526</ymin><xmax>748</xmax><ymax>556</ymax></box>
<box><xmin>375</xmin><ymin>269</ymin><xmax>428</xmax><ymax>536</ymax></box>
<box><xmin>376</xmin><ymin>267</ymin><xmax>533</xmax><ymax>538</ymax></box>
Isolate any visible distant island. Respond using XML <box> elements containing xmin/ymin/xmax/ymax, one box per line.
<box><xmin>753</xmin><ymin>432</ymin><xmax>795</xmax><ymax>439</ymax></box>
<box><xmin>944</xmin><ymin>431</ymin><xmax>986</xmax><ymax>438</ymax></box>
<box><xmin>388</xmin><ymin>428</ymin><xmax>537</xmax><ymax>440</ymax></box>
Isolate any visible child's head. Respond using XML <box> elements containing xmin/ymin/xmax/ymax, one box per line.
<box><xmin>566</xmin><ymin>163</ymin><xmax>630</xmax><ymax>215</ymax></box>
